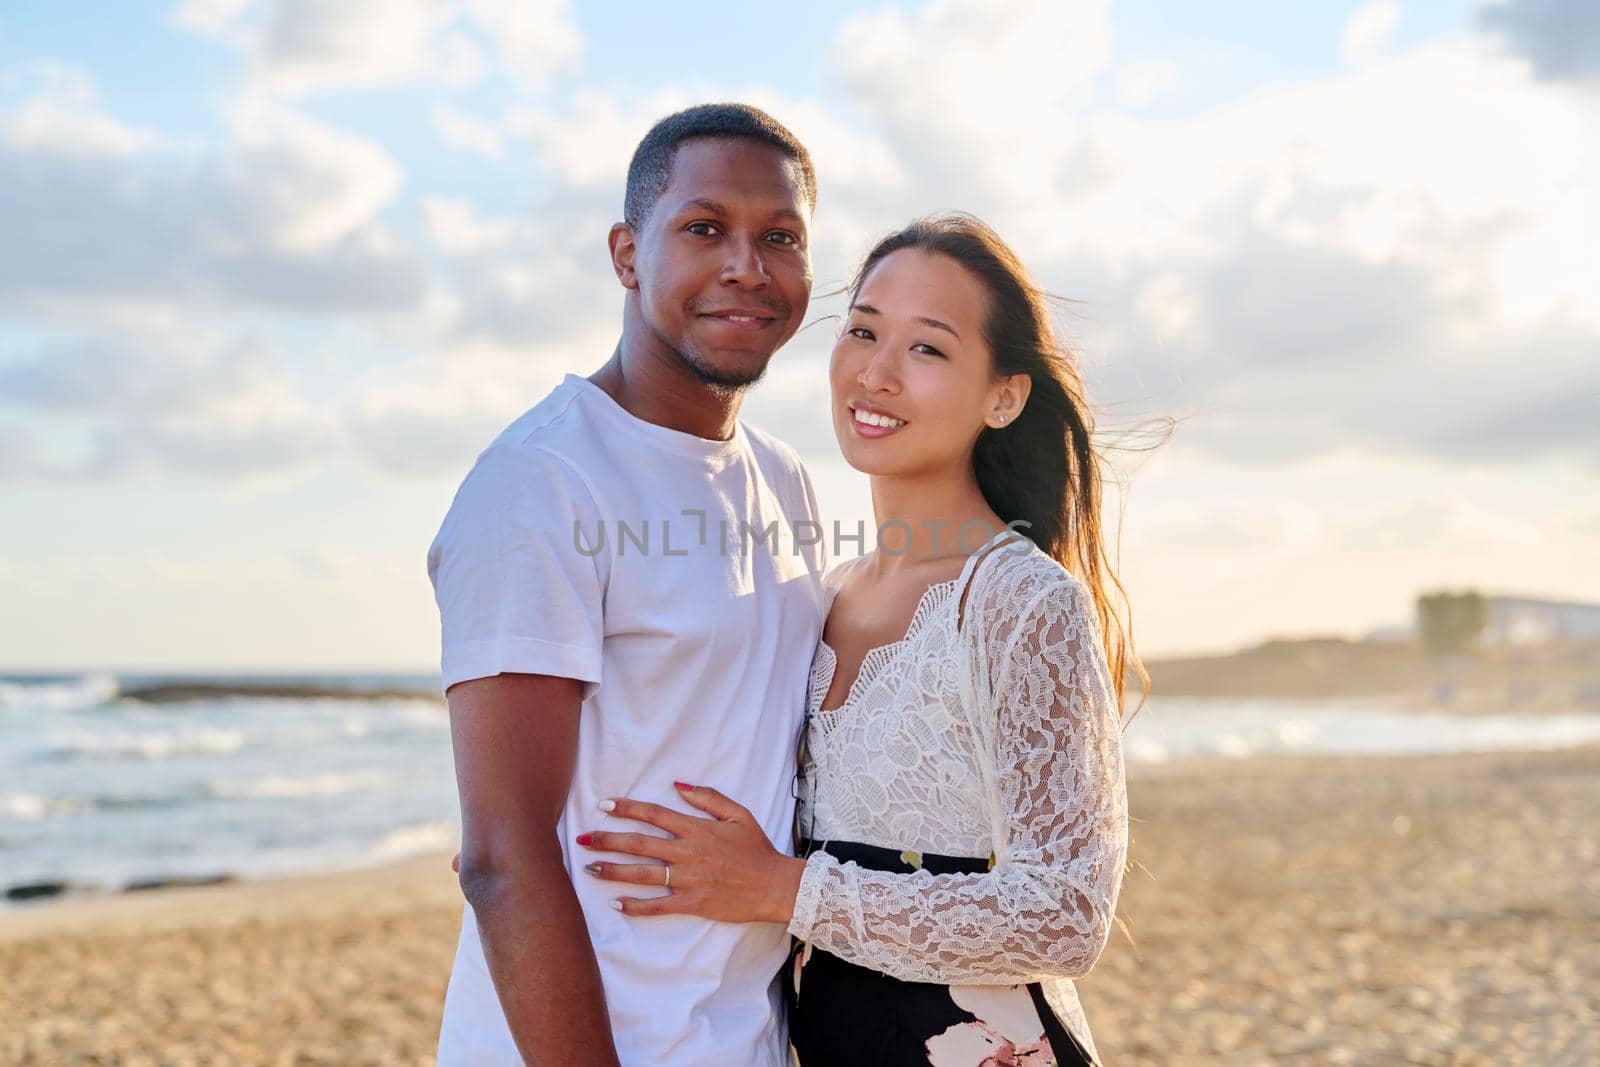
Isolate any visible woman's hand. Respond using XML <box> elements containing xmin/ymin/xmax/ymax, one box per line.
<box><xmin>577</xmin><ymin>782</ymin><xmax>804</xmax><ymax>925</ymax></box>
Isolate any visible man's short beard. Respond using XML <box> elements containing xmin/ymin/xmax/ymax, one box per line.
<box><xmin>673</xmin><ymin>341</ymin><xmax>771</xmax><ymax>398</ymax></box>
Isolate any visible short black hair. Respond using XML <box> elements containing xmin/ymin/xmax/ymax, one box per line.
<box><xmin>623</xmin><ymin>103</ymin><xmax>817</xmax><ymax>230</ymax></box>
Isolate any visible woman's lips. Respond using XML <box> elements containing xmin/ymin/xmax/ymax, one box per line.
<box><xmin>849</xmin><ymin>404</ymin><xmax>908</xmax><ymax>439</ymax></box>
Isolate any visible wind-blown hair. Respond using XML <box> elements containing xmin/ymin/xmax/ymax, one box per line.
<box><xmin>849</xmin><ymin>214</ymin><xmax>1149</xmax><ymax>718</ymax></box>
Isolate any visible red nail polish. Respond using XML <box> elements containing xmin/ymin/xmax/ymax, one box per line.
<box><xmin>674</xmin><ymin>781</ymin><xmax>694</xmax><ymax>791</ymax></box>
<box><xmin>576</xmin><ymin>833</ymin><xmax>594</xmax><ymax>846</ymax></box>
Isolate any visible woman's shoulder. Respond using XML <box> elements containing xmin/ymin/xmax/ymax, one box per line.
<box><xmin>963</xmin><ymin>538</ymin><xmax>1089</xmax><ymax>628</ymax></box>
<box><xmin>821</xmin><ymin>553</ymin><xmax>870</xmax><ymax>605</ymax></box>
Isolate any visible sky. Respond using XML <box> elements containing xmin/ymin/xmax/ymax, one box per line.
<box><xmin>0</xmin><ymin>0</ymin><xmax>1596</xmax><ymax>671</ymax></box>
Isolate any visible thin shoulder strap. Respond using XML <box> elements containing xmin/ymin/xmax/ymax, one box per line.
<box><xmin>954</xmin><ymin>530</ymin><xmax>1032</xmax><ymax>632</ymax></box>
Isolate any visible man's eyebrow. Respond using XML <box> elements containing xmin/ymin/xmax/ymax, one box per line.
<box><xmin>680</xmin><ymin>198</ymin><xmax>729</xmax><ymax>216</ymax></box>
<box><xmin>677</xmin><ymin>199</ymin><xmax>807</xmax><ymax>226</ymax></box>
<box><xmin>848</xmin><ymin>303</ymin><xmax>961</xmax><ymax>340</ymax></box>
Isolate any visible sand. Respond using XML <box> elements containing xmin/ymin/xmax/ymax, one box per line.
<box><xmin>3</xmin><ymin>744</ymin><xmax>1596</xmax><ymax>1066</ymax></box>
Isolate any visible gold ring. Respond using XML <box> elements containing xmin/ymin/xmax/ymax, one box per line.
<box><xmin>663</xmin><ymin>864</ymin><xmax>671</xmax><ymax>890</ymax></box>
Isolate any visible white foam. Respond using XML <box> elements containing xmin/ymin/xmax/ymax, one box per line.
<box><xmin>208</xmin><ymin>771</ymin><xmax>394</xmax><ymax>799</ymax></box>
<box><xmin>1</xmin><ymin>792</ymin><xmax>54</xmax><ymax>820</ymax></box>
<box><xmin>1124</xmin><ymin>699</ymin><xmax>1600</xmax><ymax>763</ymax></box>
<box><xmin>43</xmin><ymin>728</ymin><xmax>247</xmax><ymax>762</ymax></box>
<box><xmin>365</xmin><ymin>820</ymin><xmax>458</xmax><ymax>859</ymax></box>
<box><xmin>0</xmin><ymin>674</ymin><xmax>119</xmax><ymax>713</ymax></box>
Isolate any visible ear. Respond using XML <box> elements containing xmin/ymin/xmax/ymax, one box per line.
<box><xmin>986</xmin><ymin>373</ymin><xmax>1032</xmax><ymax>428</ymax></box>
<box><xmin>608</xmin><ymin>222</ymin><xmax>639</xmax><ymax>290</ymax></box>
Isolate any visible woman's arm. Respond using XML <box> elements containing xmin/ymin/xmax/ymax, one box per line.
<box><xmin>786</xmin><ymin>576</ymin><xmax>1129</xmax><ymax>983</ymax></box>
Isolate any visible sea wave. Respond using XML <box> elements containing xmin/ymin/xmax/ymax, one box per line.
<box><xmin>0</xmin><ymin>791</ymin><xmax>74</xmax><ymax>821</ymax></box>
<box><xmin>0</xmin><ymin>790</ymin><xmax>200</xmax><ymax>820</ymax></box>
<box><xmin>206</xmin><ymin>771</ymin><xmax>396</xmax><ymax>799</ymax></box>
<box><xmin>365</xmin><ymin>820</ymin><xmax>458</xmax><ymax>860</ymax></box>
<box><xmin>121</xmin><ymin>681</ymin><xmax>442</xmax><ymax>704</ymax></box>
<box><xmin>0</xmin><ymin>674</ymin><xmax>119</xmax><ymax>713</ymax></box>
<box><xmin>37</xmin><ymin>728</ymin><xmax>248</xmax><ymax>762</ymax></box>
<box><xmin>1123</xmin><ymin>701</ymin><xmax>1600</xmax><ymax>763</ymax></box>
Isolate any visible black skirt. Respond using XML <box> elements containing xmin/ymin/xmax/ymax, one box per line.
<box><xmin>784</xmin><ymin>839</ymin><xmax>1098</xmax><ymax>1066</ymax></box>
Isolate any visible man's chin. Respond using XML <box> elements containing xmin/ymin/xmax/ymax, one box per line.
<box><xmin>680</xmin><ymin>349</ymin><xmax>773</xmax><ymax>391</ymax></box>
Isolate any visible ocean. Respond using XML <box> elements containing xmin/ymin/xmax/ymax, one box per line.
<box><xmin>5</xmin><ymin>671</ymin><xmax>1600</xmax><ymax>909</ymax></box>
<box><xmin>1</xmin><ymin>671</ymin><xmax>455</xmax><ymax>908</ymax></box>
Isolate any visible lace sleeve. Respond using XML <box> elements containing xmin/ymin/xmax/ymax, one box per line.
<box><xmin>787</xmin><ymin>573</ymin><xmax>1128</xmax><ymax>983</ymax></box>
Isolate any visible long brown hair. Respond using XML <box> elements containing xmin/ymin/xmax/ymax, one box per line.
<box><xmin>849</xmin><ymin>214</ymin><xmax>1148</xmax><ymax>719</ymax></box>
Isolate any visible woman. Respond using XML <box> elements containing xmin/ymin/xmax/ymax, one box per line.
<box><xmin>580</xmin><ymin>214</ymin><xmax>1140</xmax><ymax>1066</ymax></box>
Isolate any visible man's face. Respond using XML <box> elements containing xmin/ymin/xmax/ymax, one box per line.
<box><xmin>624</xmin><ymin>138</ymin><xmax>813</xmax><ymax>389</ymax></box>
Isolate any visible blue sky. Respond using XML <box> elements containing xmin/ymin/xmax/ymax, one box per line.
<box><xmin>1</xmin><ymin>0</ymin><xmax>1595</xmax><ymax>670</ymax></box>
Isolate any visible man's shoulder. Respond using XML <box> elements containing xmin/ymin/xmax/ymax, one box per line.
<box><xmin>448</xmin><ymin>381</ymin><xmax>603</xmax><ymax>509</ymax></box>
<box><xmin>483</xmin><ymin>377</ymin><xmax>591</xmax><ymax>455</ymax></box>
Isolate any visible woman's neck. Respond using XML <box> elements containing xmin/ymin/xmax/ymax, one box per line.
<box><xmin>867</xmin><ymin>467</ymin><xmax>1008</xmax><ymax>575</ymax></box>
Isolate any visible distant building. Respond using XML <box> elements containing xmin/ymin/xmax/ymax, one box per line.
<box><xmin>1479</xmin><ymin>596</ymin><xmax>1600</xmax><ymax>645</ymax></box>
<box><xmin>1374</xmin><ymin>594</ymin><xmax>1600</xmax><ymax>646</ymax></box>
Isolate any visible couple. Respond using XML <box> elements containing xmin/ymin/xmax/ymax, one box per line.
<box><xmin>427</xmin><ymin>103</ymin><xmax>1136</xmax><ymax>1067</ymax></box>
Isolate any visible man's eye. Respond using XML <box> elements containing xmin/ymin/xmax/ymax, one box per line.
<box><xmin>766</xmin><ymin>231</ymin><xmax>800</xmax><ymax>246</ymax></box>
<box><xmin>686</xmin><ymin>222</ymin><xmax>719</xmax><ymax>236</ymax></box>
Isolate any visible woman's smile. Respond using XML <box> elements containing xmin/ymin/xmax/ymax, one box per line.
<box><xmin>848</xmin><ymin>401</ymin><xmax>910</xmax><ymax>439</ymax></box>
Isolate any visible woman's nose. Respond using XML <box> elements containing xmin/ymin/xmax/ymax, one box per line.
<box><xmin>857</xmin><ymin>347</ymin><xmax>900</xmax><ymax>394</ymax></box>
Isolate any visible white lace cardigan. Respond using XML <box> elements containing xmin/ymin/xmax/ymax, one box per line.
<box><xmin>787</xmin><ymin>537</ymin><xmax>1129</xmax><ymax>1061</ymax></box>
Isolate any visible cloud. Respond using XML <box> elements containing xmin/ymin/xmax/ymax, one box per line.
<box><xmin>10</xmin><ymin>0</ymin><xmax>1593</xmax><ymax>490</ymax></box>
<box><xmin>0</xmin><ymin>331</ymin><xmax>272</xmax><ymax>415</ymax></box>
<box><xmin>1342</xmin><ymin>1</ymin><xmax>1401</xmax><ymax>67</ymax></box>
<box><xmin>1116</xmin><ymin>60</ymin><xmax>1178</xmax><ymax>108</ymax></box>
<box><xmin>1479</xmin><ymin>0</ymin><xmax>1600</xmax><ymax>82</ymax></box>
<box><xmin>1082</xmin><ymin>196</ymin><xmax>1599</xmax><ymax>467</ymax></box>
<box><xmin>431</xmin><ymin>103</ymin><xmax>505</xmax><ymax>158</ymax></box>
<box><xmin>831</xmin><ymin>0</ymin><xmax>1112</xmax><ymax>211</ymax></box>
<box><xmin>814</xmin><ymin>9</ymin><xmax>1599</xmax><ymax>470</ymax></box>
<box><xmin>345</xmin><ymin>343</ymin><xmax>573</xmax><ymax>478</ymax></box>
<box><xmin>420</xmin><ymin>195</ymin><xmax>616</xmax><ymax>348</ymax></box>
<box><xmin>463</xmin><ymin>0</ymin><xmax>583</xmax><ymax>88</ymax></box>
<box><xmin>0</xmin><ymin>80</ymin><xmax>425</xmax><ymax>315</ymax></box>
<box><xmin>0</xmin><ymin>327</ymin><xmax>334</xmax><ymax>480</ymax></box>
<box><xmin>0</xmin><ymin>419</ymin><xmax>63</xmax><ymax>480</ymax></box>
<box><xmin>173</xmin><ymin>0</ymin><xmax>580</xmax><ymax>96</ymax></box>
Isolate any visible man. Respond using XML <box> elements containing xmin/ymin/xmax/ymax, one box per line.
<box><xmin>427</xmin><ymin>104</ymin><xmax>827</xmax><ymax>1066</ymax></box>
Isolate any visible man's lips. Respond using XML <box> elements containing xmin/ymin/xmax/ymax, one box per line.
<box><xmin>699</xmin><ymin>310</ymin><xmax>780</xmax><ymax>330</ymax></box>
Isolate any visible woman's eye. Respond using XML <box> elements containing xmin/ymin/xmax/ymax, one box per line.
<box><xmin>846</xmin><ymin>326</ymin><xmax>874</xmax><ymax>341</ymax></box>
<box><xmin>913</xmin><ymin>343</ymin><xmax>946</xmax><ymax>358</ymax></box>
<box><xmin>686</xmin><ymin>222</ymin><xmax>719</xmax><ymax>236</ymax></box>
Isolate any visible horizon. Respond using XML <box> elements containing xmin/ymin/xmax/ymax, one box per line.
<box><xmin>11</xmin><ymin>591</ymin><xmax>1599</xmax><ymax>676</ymax></box>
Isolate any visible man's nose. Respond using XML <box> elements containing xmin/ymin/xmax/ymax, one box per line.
<box><xmin>720</xmin><ymin>236</ymin><xmax>770</xmax><ymax>287</ymax></box>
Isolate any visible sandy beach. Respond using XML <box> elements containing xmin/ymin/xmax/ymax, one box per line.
<box><xmin>4</xmin><ymin>744</ymin><xmax>1595</xmax><ymax>1066</ymax></box>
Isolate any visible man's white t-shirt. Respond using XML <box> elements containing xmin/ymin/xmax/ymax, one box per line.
<box><xmin>427</xmin><ymin>373</ymin><xmax>827</xmax><ymax>1067</ymax></box>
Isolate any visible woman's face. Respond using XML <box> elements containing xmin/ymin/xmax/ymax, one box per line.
<box><xmin>829</xmin><ymin>247</ymin><xmax>1022</xmax><ymax>478</ymax></box>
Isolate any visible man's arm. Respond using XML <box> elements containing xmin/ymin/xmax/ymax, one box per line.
<box><xmin>449</xmin><ymin>672</ymin><xmax>621</xmax><ymax>1067</ymax></box>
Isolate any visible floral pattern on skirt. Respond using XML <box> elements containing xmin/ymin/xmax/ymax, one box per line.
<box><xmin>785</xmin><ymin>840</ymin><xmax>1097</xmax><ymax>1067</ymax></box>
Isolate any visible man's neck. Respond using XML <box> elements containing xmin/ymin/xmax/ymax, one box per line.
<box><xmin>589</xmin><ymin>332</ymin><xmax>743</xmax><ymax>443</ymax></box>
